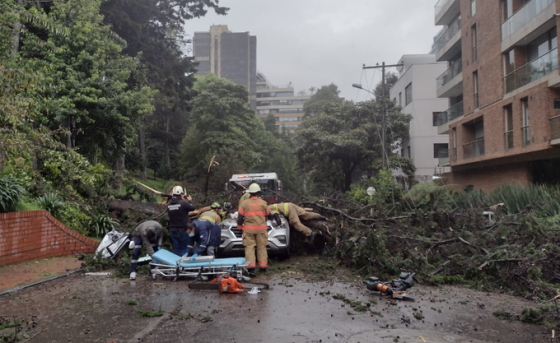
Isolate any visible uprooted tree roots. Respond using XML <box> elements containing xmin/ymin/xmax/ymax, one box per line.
<box><xmin>296</xmin><ymin>200</ymin><xmax>560</xmax><ymax>328</ymax></box>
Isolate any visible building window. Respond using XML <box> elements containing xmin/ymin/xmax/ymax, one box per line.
<box><xmin>471</xmin><ymin>0</ymin><xmax>476</xmax><ymax>16</ymax></box>
<box><xmin>522</xmin><ymin>98</ymin><xmax>530</xmax><ymax>146</ymax></box>
<box><xmin>504</xmin><ymin>104</ymin><xmax>513</xmax><ymax>150</ymax></box>
<box><xmin>433</xmin><ymin>112</ymin><xmax>442</xmax><ymax>126</ymax></box>
<box><xmin>452</xmin><ymin>128</ymin><xmax>457</xmax><ymax>161</ymax></box>
<box><xmin>434</xmin><ymin>143</ymin><xmax>449</xmax><ymax>159</ymax></box>
<box><xmin>213</xmin><ymin>35</ymin><xmax>218</xmax><ymax>74</ymax></box>
<box><xmin>405</xmin><ymin>83</ymin><xmax>412</xmax><ymax>106</ymax></box>
<box><xmin>527</xmin><ymin>28</ymin><xmax>557</xmax><ymax>62</ymax></box>
<box><xmin>472</xmin><ymin>25</ymin><xmax>477</xmax><ymax>62</ymax></box>
<box><xmin>407</xmin><ymin>146</ymin><xmax>411</xmax><ymax>158</ymax></box>
<box><xmin>398</xmin><ymin>92</ymin><xmax>402</xmax><ymax>106</ymax></box>
<box><xmin>473</xmin><ymin>71</ymin><xmax>479</xmax><ymax>109</ymax></box>
<box><xmin>555</xmin><ymin>99</ymin><xmax>560</xmax><ymax>110</ymax></box>
<box><xmin>401</xmin><ymin>148</ymin><xmax>404</xmax><ymax>157</ymax></box>
<box><xmin>502</xmin><ymin>0</ymin><xmax>512</xmax><ymax>21</ymax></box>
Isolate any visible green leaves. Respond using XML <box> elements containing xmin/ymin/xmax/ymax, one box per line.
<box><xmin>0</xmin><ymin>174</ymin><xmax>26</xmax><ymax>213</ymax></box>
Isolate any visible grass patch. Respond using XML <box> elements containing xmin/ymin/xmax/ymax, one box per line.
<box><xmin>126</xmin><ymin>299</ymin><xmax>140</xmax><ymax>306</ymax></box>
<box><xmin>492</xmin><ymin>309</ymin><xmax>513</xmax><ymax>321</ymax></box>
<box><xmin>176</xmin><ymin>313</ymin><xmax>194</xmax><ymax>320</ymax></box>
<box><xmin>430</xmin><ymin>275</ymin><xmax>465</xmax><ymax>285</ymax></box>
<box><xmin>138</xmin><ymin>306</ymin><xmax>164</xmax><ymax>318</ymax></box>
<box><xmin>413</xmin><ymin>312</ymin><xmax>424</xmax><ymax>320</ymax></box>
<box><xmin>0</xmin><ymin>320</ymin><xmax>22</xmax><ymax>330</ymax></box>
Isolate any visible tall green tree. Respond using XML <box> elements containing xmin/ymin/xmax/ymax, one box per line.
<box><xmin>303</xmin><ymin>83</ymin><xmax>343</xmax><ymax>118</ymax></box>
<box><xmin>20</xmin><ymin>0</ymin><xmax>155</xmax><ymax>170</ymax></box>
<box><xmin>296</xmin><ymin>84</ymin><xmax>413</xmax><ymax>192</ymax></box>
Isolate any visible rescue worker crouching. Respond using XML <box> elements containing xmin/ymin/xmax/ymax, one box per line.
<box><xmin>221</xmin><ymin>202</ymin><xmax>233</xmax><ymax>221</ymax></box>
<box><xmin>269</xmin><ymin>203</ymin><xmax>326</xmax><ymax>243</ymax></box>
<box><xmin>199</xmin><ymin>202</ymin><xmax>223</xmax><ymax>225</ymax></box>
<box><xmin>167</xmin><ymin>186</ymin><xmax>195</xmax><ymax>257</ymax></box>
<box><xmin>184</xmin><ymin>221</ymin><xmax>221</xmax><ymax>257</ymax></box>
<box><xmin>130</xmin><ymin>220</ymin><xmax>163</xmax><ymax>280</ymax></box>
<box><xmin>237</xmin><ymin>183</ymin><xmax>277</xmax><ymax>276</ymax></box>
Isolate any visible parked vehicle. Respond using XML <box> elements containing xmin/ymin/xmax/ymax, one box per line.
<box><xmin>219</xmin><ymin>212</ymin><xmax>290</xmax><ymax>258</ymax></box>
<box><xmin>226</xmin><ymin>173</ymin><xmax>282</xmax><ymax>204</ymax></box>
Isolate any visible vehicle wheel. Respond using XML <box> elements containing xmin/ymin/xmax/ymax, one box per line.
<box><xmin>279</xmin><ymin>244</ymin><xmax>290</xmax><ymax>260</ymax></box>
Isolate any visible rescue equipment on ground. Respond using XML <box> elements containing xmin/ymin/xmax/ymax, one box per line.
<box><xmin>363</xmin><ymin>272</ymin><xmax>416</xmax><ymax>301</ymax></box>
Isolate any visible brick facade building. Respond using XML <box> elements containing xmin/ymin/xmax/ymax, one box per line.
<box><xmin>433</xmin><ymin>0</ymin><xmax>560</xmax><ymax>191</ymax></box>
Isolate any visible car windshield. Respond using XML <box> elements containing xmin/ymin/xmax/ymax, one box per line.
<box><xmin>230</xmin><ymin>179</ymin><xmax>277</xmax><ymax>191</ymax></box>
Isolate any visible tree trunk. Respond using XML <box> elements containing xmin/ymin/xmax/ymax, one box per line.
<box><xmin>165</xmin><ymin>115</ymin><xmax>171</xmax><ymax>168</ymax></box>
<box><xmin>138</xmin><ymin>126</ymin><xmax>147</xmax><ymax>181</ymax></box>
<box><xmin>112</xmin><ymin>155</ymin><xmax>125</xmax><ymax>189</ymax></box>
<box><xmin>12</xmin><ymin>0</ymin><xmax>23</xmax><ymax>54</ymax></box>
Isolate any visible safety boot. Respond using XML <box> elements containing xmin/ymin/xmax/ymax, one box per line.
<box><xmin>259</xmin><ymin>268</ymin><xmax>267</xmax><ymax>273</ymax></box>
<box><xmin>248</xmin><ymin>268</ymin><xmax>257</xmax><ymax>277</ymax></box>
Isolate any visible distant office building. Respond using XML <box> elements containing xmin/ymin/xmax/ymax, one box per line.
<box><xmin>255</xmin><ymin>72</ymin><xmax>310</xmax><ymax>133</ymax></box>
<box><xmin>390</xmin><ymin>54</ymin><xmax>451</xmax><ymax>183</ymax></box>
<box><xmin>193</xmin><ymin>25</ymin><xmax>257</xmax><ymax>108</ymax></box>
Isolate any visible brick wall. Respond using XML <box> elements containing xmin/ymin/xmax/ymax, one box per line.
<box><xmin>442</xmin><ymin>161</ymin><xmax>531</xmax><ymax>192</ymax></box>
<box><xmin>0</xmin><ymin>210</ymin><xmax>98</xmax><ymax>267</ymax></box>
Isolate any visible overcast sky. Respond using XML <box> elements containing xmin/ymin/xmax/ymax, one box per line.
<box><xmin>185</xmin><ymin>0</ymin><xmax>441</xmax><ymax>101</ymax></box>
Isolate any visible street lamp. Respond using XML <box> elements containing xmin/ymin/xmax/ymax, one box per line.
<box><xmin>352</xmin><ymin>83</ymin><xmax>386</xmax><ymax>169</ymax></box>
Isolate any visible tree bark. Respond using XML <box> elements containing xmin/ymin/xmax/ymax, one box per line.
<box><xmin>165</xmin><ymin>115</ymin><xmax>171</xmax><ymax>168</ymax></box>
<box><xmin>138</xmin><ymin>126</ymin><xmax>147</xmax><ymax>180</ymax></box>
<box><xmin>12</xmin><ymin>0</ymin><xmax>23</xmax><ymax>54</ymax></box>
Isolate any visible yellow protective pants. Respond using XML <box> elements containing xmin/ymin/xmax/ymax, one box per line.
<box><xmin>243</xmin><ymin>230</ymin><xmax>268</xmax><ymax>268</ymax></box>
<box><xmin>287</xmin><ymin>204</ymin><xmax>321</xmax><ymax>236</ymax></box>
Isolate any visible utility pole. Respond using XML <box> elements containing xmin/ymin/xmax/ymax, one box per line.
<box><xmin>361</xmin><ymin>62</ymin><xmax>403</xmax><ymax>170</ymax></box>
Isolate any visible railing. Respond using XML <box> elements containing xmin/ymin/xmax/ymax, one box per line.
<box><xmin>437</xmin><ymin>58</ymin><xmax>463</xmax><ymax>90</ymax></box>
<box><xmin>505</xmin><ymin>131</ymin><xmax>514</xmax><ymax>149</ymax></box>
<box><xmin>438</xmin><ymin>149</ymin><xmax>450</xmax><ymax>166</ymax></box>
<box><xmin>436</xmin><ymin>101</ymin><xmax>464</xmax><ymax>126</ymax></box>
<box><xmin>463</xmin><ymin>138</ymin><xmax>485</xmax><ymax>159</ymax></box>
<box><xmin>435</xmin><ymin>0</ymin><xmax>454</xmax><ymax>18</ymax></box>
<box><xmin>551</xmin><ymin>115</ymin><xmax>560</xmax><ymax>141</ymax></box>
<box><xmin>432</xmin><ymin>16</ymin><xmax>461</xmax><ymax>55</ymax></box>
<box><xmin>504</xmin><ymin>48</ymin><xmax>558</xmax><ymax>93</ymax></box>
<box><xmin>502</xmin><ymin>0</ymin><xmax>554</xmax><ymax>40</ymax></box>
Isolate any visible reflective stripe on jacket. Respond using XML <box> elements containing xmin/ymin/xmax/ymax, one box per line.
<box><xmin>270</xmin><ymin>203</ymin><xmax>289</xmax><ymax>216</ymax></box>
<box><xmin>238</xmin><ymin>197</ymin><xmax>269</xmax><ymax>231</ymax></box>
<box><xmin>199</xmin><ymin>210</ymin><xmax>221</xmax><ymax>224</ymax></box>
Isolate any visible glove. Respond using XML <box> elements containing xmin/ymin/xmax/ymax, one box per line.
<box><xmin>274</xmin><ymin>213</ymin><xmax>281</xmax><ymax>226</ymax></box>
<box><xmin>182</xmin><ymin>253</ymin><xmax>189</xmax><ymax>257</ymax></box>
<box><xmin>152</xmin><ymin>258</ymin><xmax>158</xmax><ymax>264</ymax></box>
<box><xmin>157</xmin><ymin>246</ymin><xmax>161</xmax><ymax>251</ymax></box>
<box><xmin>191</xmin><ymin>253</ymin><xmax>198</xmax><ymax>258</ymax></box>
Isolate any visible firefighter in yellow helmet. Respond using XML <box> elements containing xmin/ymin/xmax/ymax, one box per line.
<box><xmin>199</xmin><ymin>202</ymin><xmax>223</xmax><ymax>225</ymax></box>
<box><xmin>269</xmin><ymin>203</ymin><xmax>326</xmax><ymax>242</ymax></box>
<box><xmin>237</xmin><ymin>183</ymin><xmax>274</xmax><ymax>275</ymax></box>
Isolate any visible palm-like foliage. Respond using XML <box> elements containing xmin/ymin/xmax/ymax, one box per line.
<box><xmin>88</xmin><ymin>215</ymin><xmax>119</xmax><ymax>237</ymax></box>
<box><xmin>36</xmin><ymin>193</ymin><xmax>65</xmax><ymax>217</ymax></box>
<box><xmin>0</xmin><ymin>175</ymin><xmax>25</xmax><ymax>213</ymax></box>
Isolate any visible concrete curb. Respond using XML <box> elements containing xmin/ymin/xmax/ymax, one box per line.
<box><xmin>0</xmin><ymin>268</ymin><xmax>83</xmax><ymax>298</ymax></box>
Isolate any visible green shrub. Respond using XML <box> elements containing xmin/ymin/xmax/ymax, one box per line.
<box><xmin>0</xmin><ymin>174</ymin><xmax>26</xmax><ymax>213</ymax></box>
<box><xmin>36</xmin><ymin>193</ymin><xmax>65</xmax><ymax>217</ymax></box>
<box><xmin>88</xmin><ymin>215</ymin><xmax>119</xmax><ymax>237</ymax></box>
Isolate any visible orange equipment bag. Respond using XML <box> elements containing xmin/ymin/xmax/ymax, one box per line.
<box><xmin>211</xmin><ymin>275</ymin><xmax>246</xmax><ymax>293</ymax></box>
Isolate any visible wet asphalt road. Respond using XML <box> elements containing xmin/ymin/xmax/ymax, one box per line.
<box><xmin>0</xmin><ymin>269</ymin><xmax>550</xmax><ymax>343</ymax></box>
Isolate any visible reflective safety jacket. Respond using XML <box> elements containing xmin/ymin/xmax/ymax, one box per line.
<box><xmin>199</xmin><ymin>210</ymin><xmax>221</xmax><ymax>225</ymax></box>
<box><xmin>269</xmin><ymin>203</ymin><xmax>290</xmax><ymax>216</ymax></box>
<box><xmin>187</xmin><ymin>220</ymin><xmax>222</xmax><ymax>255</ymax></box>
<box><xmin>237</xmin><ymin>197</ymin><xmax>270</xmax><ymax>232</ymax></box>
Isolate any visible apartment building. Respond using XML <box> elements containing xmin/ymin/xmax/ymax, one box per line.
<box><xmin>433</xmin><ymin>0</ymin><xmax>560</xmax><ymax>190</ymax></box>
<box><xmin>193</xmin><ymin>25</ymin><xmax>257</xmax><ymax>108</ymax></box>
<box><xmin>390</xmin><ymin>54</ymin><xmax>451</xmax><ymax>183</ymax></box>
<box><xmin>255</xmin><ymin>72</ymin><xmax>310</xmax><ymax>132</ymax></box>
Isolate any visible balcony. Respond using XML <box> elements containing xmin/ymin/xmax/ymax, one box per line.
<box><xmin>437</xmin><ymin>58</ymin><xmax>463</xmax><ymax>98</ymax></box>
<box><xmin>436</xmin><ymin>101</ymin><xmax>464</xmax><ymax>135</ymax></box>
<box><xmin>502</xmin><ymin>0</ymin><xmax>554</xmax><ymax>40</ymax></box>
<box><xmin>432</xmin><ymin>16</ymin><xmax>462</xmax><ymax>62</ymax></box>
<box><xmin>438</xmin><ymin>149</ymin><xmax>450</xmax><ymax>166</ymax></box>
<box><xmin>501</xmin><ymin>0</ymin><xmax>556</xmax><ymax>52</ymax></box>
<box><xmin>504</xmin><ymin>48</ymin><xmax>558</xmax><ymax>94</ymax></box>
<box><xmin>551</xmin><ymin>115</ymin><xmax>560</xmax><ymax>146</ymax></box>
<box><xmin>463</xmin><ymin>138</ymin><xmax>485</xmax><ymax>159</ymax></box>
<box><xmin>435</xmin><ymin>0</ymin><xmax>461</xmax><ymax>26</ymax></box>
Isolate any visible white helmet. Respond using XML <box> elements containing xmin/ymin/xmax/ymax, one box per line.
<box><xmin>247</xmin><ymin>183</ymin><xmax>261</xmax><ymax>194</ymax></box>
<box><xmin>172</xmin><ymin>185</ymin><xmax>184</xmax><ymax>195</ymax></box>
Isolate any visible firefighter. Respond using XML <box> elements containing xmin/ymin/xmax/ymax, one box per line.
<box><xmin>167</xmin><ymin>185</ymin><xmax>195</xmax><ymax>257</ymax></box>
<box><xmin>130</xmin><ymin>220</ymin><xmax>163</xmax><ymax>280</ymax></box>
<box><xmin>238</xmin><ymin>183</ymin><xmax>273</xmax><ymax>275</ymax></box>
<box><xmin>239</xmin><ymin>190</ymin><xmax>251</xmax><ymax>204</ymax></box>
<box><xmin>199</xmin><ymin>202</ymin><xmax>223</xmax><ymax>225</ymax></box>
<box><xmin>221</xmin><ymin>202</ymin><xmax>233</xmax><ymax>221</ymax></box>
<box><xmin>184</xmin><ymin>221</ymin><xmax>221</xmax><ymax>257</ymax></box>
<box><xmin>269</xmin><ymin>203</ymin><xmax>326</xmax><ymax>242</ymax></box>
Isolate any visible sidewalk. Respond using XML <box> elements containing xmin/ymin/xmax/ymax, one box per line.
<box><xmin>0</xmin><ymin>256</ymin><xmax>83</xmax><ymax>292</ymax></box>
